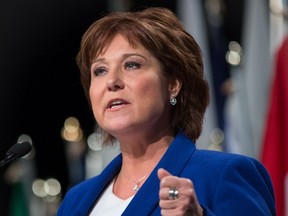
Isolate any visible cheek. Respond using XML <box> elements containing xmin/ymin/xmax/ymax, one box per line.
<box><xmin>137</xmin><ymin>78</ymin><xmax>169</xmax><ymax>107</ymax></box>
<box><xmin>89</xmin><ymin>79</ymin><xmax>103</xmax><ymax>102</ymax></box>
<box><xmin>89</xmin><ymin>86</ymin><xmax>95</xmax><ymax>104</ymax></box>
<box><xmin>89</xmin><ymin>85</ymin><xmax>101</xmax><ymax>115</ymax></box>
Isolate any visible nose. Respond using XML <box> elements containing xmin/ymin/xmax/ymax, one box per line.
<box><xmin>106</xmin><ymin>72</ymin><xmax>124</xmax><ymax>91</ymax></box>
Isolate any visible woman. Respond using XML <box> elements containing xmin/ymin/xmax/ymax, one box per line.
<box><xmin>57</xmin><ymin>7</ymin><xmax>276</xmax><ymax>216</ymax></box>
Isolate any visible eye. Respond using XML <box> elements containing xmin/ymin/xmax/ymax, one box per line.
<box><xmin>93</xmin><ymin>66</ymin><xmax>108</xmax><ymax>76</ymax></box>
<box><xmin>124</xmin><ymin>61</ymin><xmax>141</xmax><ymax>70</ymax></box>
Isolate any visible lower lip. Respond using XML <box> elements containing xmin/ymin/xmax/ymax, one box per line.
<box><xmin>106</xmin><ymin>104</ymin><xmax>128</xmax><ymax>111</ymax></box>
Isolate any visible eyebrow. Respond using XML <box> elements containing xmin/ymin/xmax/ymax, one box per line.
<box><xmin>91</xmin><ymin>53</ymin><xmax>148</xmax><ymax>64</ymax></box>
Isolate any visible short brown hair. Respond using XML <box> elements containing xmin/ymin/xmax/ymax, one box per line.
<box><xmin>76</xmin><ymin>7</ymin><xmax>209</xmax><ymax>143</ymax></box>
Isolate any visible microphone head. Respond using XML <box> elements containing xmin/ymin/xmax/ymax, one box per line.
<box><xmin>7</xmin><ymin>141</ymin><xmax>32</xmax><ymax>158</ymax></box>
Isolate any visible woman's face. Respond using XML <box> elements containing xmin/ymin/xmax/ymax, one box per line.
<box><xmin>89</xmin><ymin>34</ymin><xmax>178</xmax><ymax>138</ymax></box>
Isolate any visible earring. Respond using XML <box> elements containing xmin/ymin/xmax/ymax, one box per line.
<box><xmin>170</xmin><ymin>95</ymin><xmax>177</xmax><ymax>105</ymax></box>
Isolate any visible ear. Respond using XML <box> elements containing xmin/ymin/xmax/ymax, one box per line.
<box><xmin>168</xmin><ymin>78</ymin><xmax>182</xmax><ymax>97</ymax></box>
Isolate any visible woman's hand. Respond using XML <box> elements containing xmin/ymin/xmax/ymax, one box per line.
<box><xmin>157</xmin><ymin>168</ymin><xmax>204</xmax><ymax>216</ymax></box>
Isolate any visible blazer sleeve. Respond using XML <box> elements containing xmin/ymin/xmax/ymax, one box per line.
<box><xmin>201</xmin><ymin>155</ymin><xmax>276</xmax><ymax>216</ymax></box>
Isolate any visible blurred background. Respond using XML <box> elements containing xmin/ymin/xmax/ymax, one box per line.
<box><xmin>0</xmin><ymin>0</ymin><xmax>287</xmax><ymax>215</ymax></box>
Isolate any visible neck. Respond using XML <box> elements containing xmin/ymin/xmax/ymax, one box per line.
<box><xmin>112</xmin><ymin>133</ymin><xmax>174</xmax><ymax>199</ymax></box>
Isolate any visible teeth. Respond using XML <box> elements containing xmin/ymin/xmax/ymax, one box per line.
<box><xmin>112</xmin><ymin>100</ymin><xmax>122</xmax><ymax>105</ymax></box>
<box><xmin>110</xmin><ymin>100</ymin><xmax>123</xmax><ymax>108</ymax></box>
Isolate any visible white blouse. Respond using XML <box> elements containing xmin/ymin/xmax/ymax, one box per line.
<box><xmin>89</xmin><ymin>180</ymin><xmax>134</xmax><ymax>216</ymax></box>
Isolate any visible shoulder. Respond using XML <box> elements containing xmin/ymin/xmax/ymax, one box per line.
<box><xmin>66</xmin><ymin>176</ymin><xmax>98</xmax><ymax>197</ymax></box>
<box><xmin>191</xmin><ymin>149</ymin><xmax>271</xmax><ymax>179</ymax></box>
<box><xmin>185</xmin><ymin>150</ymin><xmax>276</xmax><ymax>215</ymax></box>
<box><xmin>193</xmin><ymin>148</ymin><xmax>263</xmax><ymax>169</ymax></box>
<box><xmin>184</xmin><ymin>148</ymin><xmax>275</xmax><ymax>196</ymax></box>
<box><xmin>57</xmin><ymin>176</ymin><xmax>99</xmax><ymax>215</ymax></box>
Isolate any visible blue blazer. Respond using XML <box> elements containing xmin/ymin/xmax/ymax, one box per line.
<box><xmin>57</xmin><ymin>133</ymin><xmax>276</xmax><ymax>215</ymax></box>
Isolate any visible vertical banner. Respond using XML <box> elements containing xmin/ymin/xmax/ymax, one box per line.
<box><xmin>261</xmin><ymin>36</ymin><xmax>288</xmax><ymax>216</ymax></box>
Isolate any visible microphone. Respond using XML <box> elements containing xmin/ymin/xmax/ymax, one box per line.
<box><xmin>0</xmin><ymin>141</ymin><xmax>32</xmax><ymax>168</ymax></box>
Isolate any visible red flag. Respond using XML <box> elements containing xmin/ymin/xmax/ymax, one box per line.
<box><xmin>261</xmin><ymin>36</ymin><xmax>288</xmax><ymax>216</ymax></box>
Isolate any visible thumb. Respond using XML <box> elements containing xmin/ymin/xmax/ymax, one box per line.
<box><xmin>157</xmin><ymin>168</ymin><xmax>172</xmax><ymax>181</ymax></box>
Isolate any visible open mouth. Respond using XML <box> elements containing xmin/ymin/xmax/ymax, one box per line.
<box><xmin>107</xmin><ymin>99</ymin><xmax>128</xmax><ymax>109</ymax></box>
